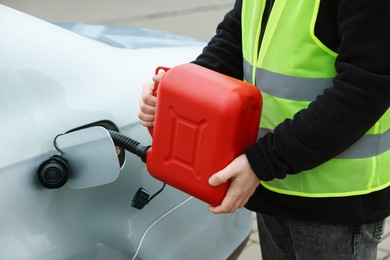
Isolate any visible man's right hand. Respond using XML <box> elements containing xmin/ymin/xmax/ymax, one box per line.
<box><xmin>138</xmin><ymin>70</ymin><xmax>165</xmax><ymax>127</ymax></box>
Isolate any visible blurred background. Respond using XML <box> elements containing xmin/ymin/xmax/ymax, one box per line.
<box><xmin>0</xmin><ymin>0</ymin><xmax>234</xmax><ymax>41</ymax></box>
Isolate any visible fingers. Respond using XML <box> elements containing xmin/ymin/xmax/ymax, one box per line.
<box><xmin>208</xmin><ymin>169</ymin><xmax>238</xmax><ymax>214</ymax></box>
<box><xmin>138</xmin><ymin>71</ymin><xmax>166</xmax><ymax>127</ymax></box>
<box><xmin>138</xmin><ymin>82</ymin><xmax>156</xmax><ymax>127</ymax></box>
<box><xmin>208</xmin><ymin>192</ymin><xmax>247</xmax><ymax>214</ymax></box>
<box><xmin>208</xmin><ymin>184</ymin><xmax>251</xmax><ymax>214</ymax></box>
<box><xmin>209</xmin><ymin>169</ymin><xmax>231</xmax><ymax>186</ymax></box>
<box><xmin>152</xmin><ymin>70</ymin><xmax>165</xmax><ymax>82</ymax></box>
<box><xmin>138</xmin><ymin>112</ymin><xmax>155</xmax><ymax>127</ymax></box>
<box><xmin>207</xmin><ymin>154</ymin><xmax>260</xmax><ymax>214</ymax></box>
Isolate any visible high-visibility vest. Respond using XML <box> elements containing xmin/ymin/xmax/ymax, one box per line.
<box><xmin>242</xmin><ymin>0</ymin><xmax>390</xmax><ymax>197</ymax></box>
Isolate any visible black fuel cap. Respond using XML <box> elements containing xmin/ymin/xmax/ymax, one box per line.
<box><xmin>37</xmin><ymin>155</ymin><xmax>69</xmax><ymax>189</ymax></box>
<box><xmin>131</xmin><ymin>188</ymin><xmax>150</xmax><ymax>209</ymax></box>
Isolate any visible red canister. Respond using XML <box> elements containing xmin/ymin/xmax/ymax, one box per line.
<box><xmin>146</xmin><ymin>63</ymin><xmax>262</xmax><ymax>206</ymax></box>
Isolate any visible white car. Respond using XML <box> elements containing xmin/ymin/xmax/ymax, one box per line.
<box><xmin>0</xmin><ymin>4</ymin><xmax>252</xmax><ymax>260</ymax></box>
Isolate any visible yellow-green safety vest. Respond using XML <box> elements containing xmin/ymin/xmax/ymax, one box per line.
<box><xmin>242</xmin><ymin>0</ymin><xmax>390</xmax><ymax>197</ymax></box>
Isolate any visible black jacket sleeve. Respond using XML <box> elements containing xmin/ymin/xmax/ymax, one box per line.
<box><xmin>192</xmin><ymin>0</ymin><xmax>243</xmax><ymax>80</ymax></box>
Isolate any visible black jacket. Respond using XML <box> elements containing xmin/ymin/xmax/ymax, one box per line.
<box><xmin>193</xmin><ymin>0</ymin><xmax>390</xmax><ymax>225</ymax></box>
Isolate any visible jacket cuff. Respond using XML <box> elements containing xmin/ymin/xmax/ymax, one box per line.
<box><xmin>245</xmin><ymin>142</ymin><xmax>274</xmax><ymax>181</ymax></box>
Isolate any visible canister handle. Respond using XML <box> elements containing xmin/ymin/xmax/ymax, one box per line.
<box><xmin>148</xmin><ymin>66</ymin><xmax>170</xmax><ymax>137</ymax></box>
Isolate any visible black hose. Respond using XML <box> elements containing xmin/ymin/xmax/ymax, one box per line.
<box><xmin>108</xmin><ymin>130</ymin><xmax>150</xmax><ymax>163</ymax></box>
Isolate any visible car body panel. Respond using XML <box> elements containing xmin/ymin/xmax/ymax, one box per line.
<box><xmin>0</xmin><ymin>4</ymin><xmax>252</xmax><ymax>259</ymax></box>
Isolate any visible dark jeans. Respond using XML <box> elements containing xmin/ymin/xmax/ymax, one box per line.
<box><xmin>256</xmin><ymin>213</ymin><xmax>385</xmax><ymax>260</ymax></box>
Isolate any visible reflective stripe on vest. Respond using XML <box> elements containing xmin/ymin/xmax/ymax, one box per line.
<box><xmin>258</xmin><ymin>128</ymin><xmax>390</xmax><ymax>159</ymax></box>
<box><xmin>242</xmin><ymin>0</ymin><xmax>390</xmax><ymax>197</ymax></box>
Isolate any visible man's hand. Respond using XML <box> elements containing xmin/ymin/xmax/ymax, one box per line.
<box><xmin>208</xmin><ymin>154</ymin><xmax>260</xmax><ymax>214</ymax></box>
<box><xmin>138</xmin><ymin>70</ymin><xmax>165</xmax><ymax>127</ymax></box>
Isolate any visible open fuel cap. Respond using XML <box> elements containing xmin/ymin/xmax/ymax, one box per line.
<box><xmin>53</xmin><ymin>126</ymin><xmax>121</xmax><ymax>189</ymax></box>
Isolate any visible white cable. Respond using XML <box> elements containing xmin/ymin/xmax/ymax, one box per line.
<box><xmin>131</xmin><ymin>196</ymin><xmax>193</xmax><ymax>260</ymax></box>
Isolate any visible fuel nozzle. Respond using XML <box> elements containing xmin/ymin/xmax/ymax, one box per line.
<box><xmin>107</xmin><ymin>130</ymin><xmax>165</xmax><ymax>210</ymax></box>
<box><xmin>108</xmin><ymin>130</ymin><xmax>150</xmax><ymax>163</ymax></box>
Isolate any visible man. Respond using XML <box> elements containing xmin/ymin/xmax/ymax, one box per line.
<box><xmin>139</xmin><ymin>0</ymin><xmax>390</xmax><ymax>259</ymax></box>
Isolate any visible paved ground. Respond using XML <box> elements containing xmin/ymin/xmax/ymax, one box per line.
<box><xmin>379</xmin><ymin>218</ymin><xmax>390</xmax><ymax>260</ymax></box>
<box><xmin>2</xmin><ymin>1</ymin><xmax>389</xmax><ymax>259</ymax></box>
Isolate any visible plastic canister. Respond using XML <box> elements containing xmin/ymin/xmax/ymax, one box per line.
<box><xmin>146</xmin><ymin>63</ymin><xmax>262</xmax><ymax>206</ymax></box>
